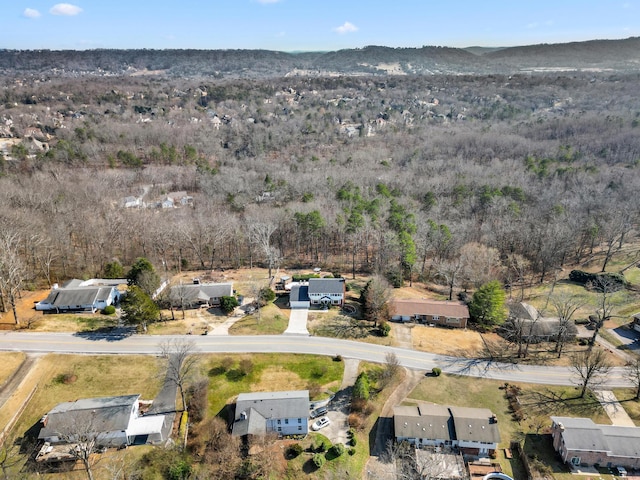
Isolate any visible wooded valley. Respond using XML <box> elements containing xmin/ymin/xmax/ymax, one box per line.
<box><xmin>1</xmin><ymin>44</ymin><xmax>640</xmax><ymax>314</ymax></box>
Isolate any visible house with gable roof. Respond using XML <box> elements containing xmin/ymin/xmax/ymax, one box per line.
<box><xmin>38</xmin><ymin>394</ymin><xmax>166</xmax><ymax>449</ymax></box>
<box><xmin>307</xmin><ymin>278</ymin><xmax>346</xmax><ymax>307</ymax></box>
<box><xmin>168</xmin><ymin>282</ymin><xmax>233</xmax><ymax>309</ymax></box>
<box><xmin>389</xmin><ymin>299</ymin><xmax>469</xmax><ymax>328</ymax></box>
<box><xmin>35</xmin><ymin>279</ymin><xmax>123</xmax><ymax>314</ymax></box>
<box><xmin>394</xmin><ymin>403</ymin><xmax>500</xmax><ymax>457</ymax></box>
<box><xmin>232</xmin><ymin>390</ymin><xmax>310</xmax><ymax>437</ymax></box>
<box><xmin>551</xmin><ymin>416</ymin><xmax>640</xmax><ymax>469</ymax></box>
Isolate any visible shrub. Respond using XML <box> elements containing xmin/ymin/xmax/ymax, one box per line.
<box><xmin>350</xmin><ymin>436</ymin><xmax>357</xmax><ymax>446</ymax></box>
<box><xmin>432</xmin><ymin>367</ymin><xmax>442</xmax><ymax>377</ymax></box>
<box><xmin>353</xmin><ymin>372</ymin><xmax>370</xmax><ymax>400</ymax></box>
<box><xmin>333</xmin><ymin>354</ymin><xmax>343</xmax><ymax>362</ymax></box>
<box><xmin>569</xmin><ymin>270</ymin><xmax>626</xmax><ymax>290</ymax></box>
<box><xmin>220</xmin><ymin>295</ymin><xmax>239</xmax><ymax>314</ymax></box>
<box><xmin>102</xmin><ymin>305</ymin><xmax>116</xmax><ymax>315</ymax></box>
<box><xmin>307</xmin><ymin>382</ymin><xmax>322</xmax><ymax>399</ymax></box>
<box><xmin>330</xmin><ymin>443</ymin><xmax>345</xmax><ymax>457</ymax></box>
<box><xmin>287</xmin><ymin>443</ymin><xmax>303</xmax><ymax>458</ymax></box>
<box><xmin>312</xmin><ymin>454</ymin><xmax>325</xmax><ymax>468</ymax></box>
<box><xmin>379</xmin><ymin>321</ymin><xmax>391</xmax><ymax>337</ymax></box>
<box><xmin>385</xmin><ymin>269</ymin><xmax>403</xmax><ymax>288</ymax></box>
<box><xmin>348</xmin><ymin>447</ymin><xmax>356</xmax><ymax>456</ymax></box>
<box><xmin>239</xmin><ymin>359</ymin><xmax>254</xmax><ymax>376</ymax></box>
<box><xmin>258</xmin><ymin>287</ymin><xmax>276</xmax><ymax>304</ymax></box>
<box><xmin>168</xmin><ymin>460</ymin><xmax>192</xmax><ymax>480</ymax></box>
<box><xmin>348</xmin><ymin>413</ymin><xmax>363</xmax><ymax>429</ymax></box>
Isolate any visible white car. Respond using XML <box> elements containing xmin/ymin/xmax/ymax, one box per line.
<box><xmin>311</xmin><ymin>417</ymin><xmax>330</xmax><ymax>431</ymax></box>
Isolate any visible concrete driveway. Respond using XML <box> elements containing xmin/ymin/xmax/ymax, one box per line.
<box><xmin>285</xmin><ymin>308</ymin><xmax>309</xmax><ymax>335</ymax></box>
<box><xmin>593</xmin><ymin>390</ymin><xmax>637</xmax><ymax>427</ymax></box>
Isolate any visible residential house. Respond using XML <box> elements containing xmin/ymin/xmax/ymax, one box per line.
<box><xmin>502</xmin><ymin>302</ymin><xmax>577</xmax><ymax>342</ymax></box>
<box><xmin>308</xmin><ymin>278</ymin><xmax>346</xmax><ymax>307</ymax></box>
<box><xmin>394</xmin><ymin>403</ymin><xmax>500</xmax><ymax>457</ymax></box>
<box><xmin>390</xmin><ymin>299</ymin><xmax>469</xmax><ymax>329</ymax></box>
<box><xmin>122</xmin><ymin>195</ymin><xmax>143</xmax><ymax>208</ymax></box>
<box><xmin>166</xmin><ymin>191</ymin><xmax>193</xmax><ymax>207</ymax></box>
<box><xmin>35</xmin><ymin>278</ymin><xmax>123</xmax><ymax>314</ymax></box>
<box><xmin>289</xmin><ymin>284</ymin><xmax>310</xmax><ymax>309</ymax></box>
<box><xmin>232</xmin><ymin>390</ymin><xmax>310</xmax><ymax>437</ymax></box>
<box><xmin>551</xmin><ymin>416</ymin><xmax>640</xmax><ymax>469</ymax></box>
<box><xmin>168</xmin><ymin>282</ymin><xmax>233</xmax><ymax>309</ymax></box>
<box><xmin>38</xmin><ymin>394</ymin><xmax>166</xmax><ymax>448</ymax></box>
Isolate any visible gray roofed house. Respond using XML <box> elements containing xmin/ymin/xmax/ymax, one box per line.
<box><xmin>308</xmin><ymin>278</ymin><xmax>346</xmax><ymax>307</ymax></box>
<box><xmin>169</xmin><ymin>282</ymin><xmax>233</xmax><ymax>308</ymax></box>
<box><xmin>35</xmin><ymin>279</ymin><xmax>121</xmax><ymax>314</ymax></box>
<box><xmin>393</xmin><ymin>403</ymin><xmax>500</xmax><ymax>457</ymax></box>
<box><xmin>502</xmin><ymin>302</ymin><xmax>577</xmax><ymax>342</ymax></box>
<box><xmin>232</xmin><ymin>390</ymin><xmax>310</xmax><ymax>437</ymax></box>
<box><xmin>551</xmin><ymin>416</ymin><xmax>640</xmax><ymax>469</ymax></box>
<box><xmin>289</xmin><ymin>285</ymin><xmax>310</xmax><ymax>309</ymax></box>
<box><xmin>38</xmin><ymin>394</ymin><xmax>166</xmax><ymax>449</ymax></box>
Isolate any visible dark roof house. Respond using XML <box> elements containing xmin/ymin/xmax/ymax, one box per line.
<box><xmin>307</xmin><ymin>278</ymin><xmax>346</xmax><ymax>306</ymax></box>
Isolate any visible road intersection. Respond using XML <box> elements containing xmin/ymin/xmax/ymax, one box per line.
<box><xmin>0</xmin><ymin>331</ymin><xmax>633</xmax><ymax>388</ymax></box>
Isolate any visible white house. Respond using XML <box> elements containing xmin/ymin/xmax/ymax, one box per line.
<box><xmin>38</xmin><ymin>394</ymin><xmax>165</xmax><ymax>448</ymax></box>
<box><xmin>394</xmin><ymin>403</ymin><xmax>500</xmax><ymax>457</ymax></box>
<box><xmin>632</xmin><ymin>313</ymin><xmax>640</xmax><ymax>333</ymax></box>
<box><xmin>308</xmin><ymin>278</ymin><xmax>345</xmax><ymax>307</ymax></box>
<box><xmin>35</xmin><ymin>279</ymin><xmax>123</xmax><ymax>314</ymax></box>
<box><xmin>232</xmin><ymin>390</ymin><xmax>310</xmax><ymax>437</ymax></box>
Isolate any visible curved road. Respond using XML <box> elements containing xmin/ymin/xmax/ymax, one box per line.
<box><xmin>0</xmin><ymin>331</ymin><xmax>632</xmax><ymax>388</ymax></box>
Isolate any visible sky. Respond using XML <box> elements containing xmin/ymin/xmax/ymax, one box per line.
<box><xmin>1</xmin><ymin>1</ymin><xmax>638</xmax><ymax>51</ymax></box>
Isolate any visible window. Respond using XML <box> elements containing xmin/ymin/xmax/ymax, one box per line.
<box><xmin>298</xmin><ymin>418</ymin><xmax>302</xmax><ymax>424</ymax></box>
<box><xmin>432</xmin><ymin>315</ymin><xmax>440</xmax><ymax>321</ymax></box>
<box><xmin>298</xmin><ymin>426</ymin><xmax>302</xmax><ymax>431</ymax></box>
<box><xmin>571</xmin><ymin>457</ymin><xmax>581</xmax><ymax>466</ymax></box>
<box><xmin>278</xmin><ymin>427</ymin><xmax>282</xmax><ymax>432</ymax></box>
<box><xmin>277</xmin><ymin>420</ymin><xmax>281</xmax><ymax>424</ymax></box>
<box><xmin>285</xmin><ymin>419</ymin><xmax>289</xmax><ymax>424</ymax></box>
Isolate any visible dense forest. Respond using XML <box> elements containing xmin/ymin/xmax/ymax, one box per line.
<box><xmin>1</xmin><ymin>42</ymin><xmax>640</xmax><ymax>315</ymax></box>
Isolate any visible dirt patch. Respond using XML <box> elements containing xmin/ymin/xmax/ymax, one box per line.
<box><xmin>411</xmin><ymin>326</ymin><xmax>486</xmax><ymax>356</ymax></box>
<box><xmin>252</xmin><ymin>366</ymin><xmax>306</xmax><ymax>392</ymax></box>
<box><xmin>0</xmin><ymin>288</ymin><xmax>50</xmax><ymax>327</ymax></box>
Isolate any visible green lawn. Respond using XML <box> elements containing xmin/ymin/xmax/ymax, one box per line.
<box><xmin>202</xmin><ymin>353</ymin><xmax>344</xmax><ymax>416</ymax></box>
<box><xmin>228</xmin><ymin>310</ymin><xmax>289</xmax><ymax>335</ymax></box>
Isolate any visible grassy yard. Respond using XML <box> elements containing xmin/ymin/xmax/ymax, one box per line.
<box><xmin>229</xmin><ymin>303</ymin><xmax>288</xmax><ymax>335</ymax></box>
<box><xmin>307</xmin><ymin>311</ymin><xmax>395</xmax><ymax>346</ymax></box>
<box><xmin>406</xmin><ymin>374</ymin><xmax>610</xmax><ymax>479</ymax></box>
<box><xmin>27</xmin><ymin>313</ymin><xmax>119</xmax><ymax>333</ymax></box>
<box><xmin>10</xmin><ymin>355</ymin><xmax>162</xmax><ymax>441</ymax></box>
<box><xmin>202</xmin><ymin>353</ymin><xmax>344</xmax><ymax>416</ymax></box>
<box><xmin>0</xmin><ymin>351</ymin><xmax>25</xmax><ymax>385</ymax></box>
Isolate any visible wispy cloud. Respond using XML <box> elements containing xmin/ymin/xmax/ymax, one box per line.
<box><xmin>334</xmin><ymin>21</ymin><xmax>358</xmax><ymax>34</ymax></box>
<box><xmin>256</xmin><ymin>0</ymin><xmax>281</xmax><ymax>4</ymax></box>
<box><xmin>49</xmin><ymin>3</ymin><xmax>83</xmax><ymax>16</ymax></box>
<box><xmin>23</xmin><ymin>8</ymin><xmax>41</xmax><ymax>18</ymax></box>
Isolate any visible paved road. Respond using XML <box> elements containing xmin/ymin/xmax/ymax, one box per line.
<box><xmin>0</xmin><ymin>332</ymin><xmax>633</xmax><ymax>387</ymax></box>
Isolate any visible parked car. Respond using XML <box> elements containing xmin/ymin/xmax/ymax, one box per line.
<box><xmin>311</xmin><ymin>417</ymin><xmax>330</xmax><ymax>431</ymax></box>
<box><xmin>614</xmin><ymin>466</ymin><xmax>627</xmax><ymax>477</ymax></box>
<box><xmin>310</xmin><ymin>406</ymin><xmax>328</xmax><ymax>419</ymax></box>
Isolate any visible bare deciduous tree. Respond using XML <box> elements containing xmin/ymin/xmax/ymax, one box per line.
<box><xmin>0</xmin><ymin>232</ymin><xmax>26</xmax><ymax>326</ymax></box>
<box><xmin>159</xmin><ymin>339</ymin><xmax>199</xmax><ymax>412</ymax></box>
<box><xmin>625</xmin><ymin>357</ymin><xmax>640</xmax><ymax>400</ymax></box>
<box><xmin>570</xmin><ymin>348</ymin><xmax>611</xmax><ymax>398</ymax></box>
<box><xmin>550</xmin><ymin>293</ymin><xmax>584</xmax><ymax>358</ymax></box>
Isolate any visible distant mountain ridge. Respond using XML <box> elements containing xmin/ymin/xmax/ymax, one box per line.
<box><xmin>1</xmin><ymin>37</ymin><xmax>639</xmax><ymax>77</ymax></box>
